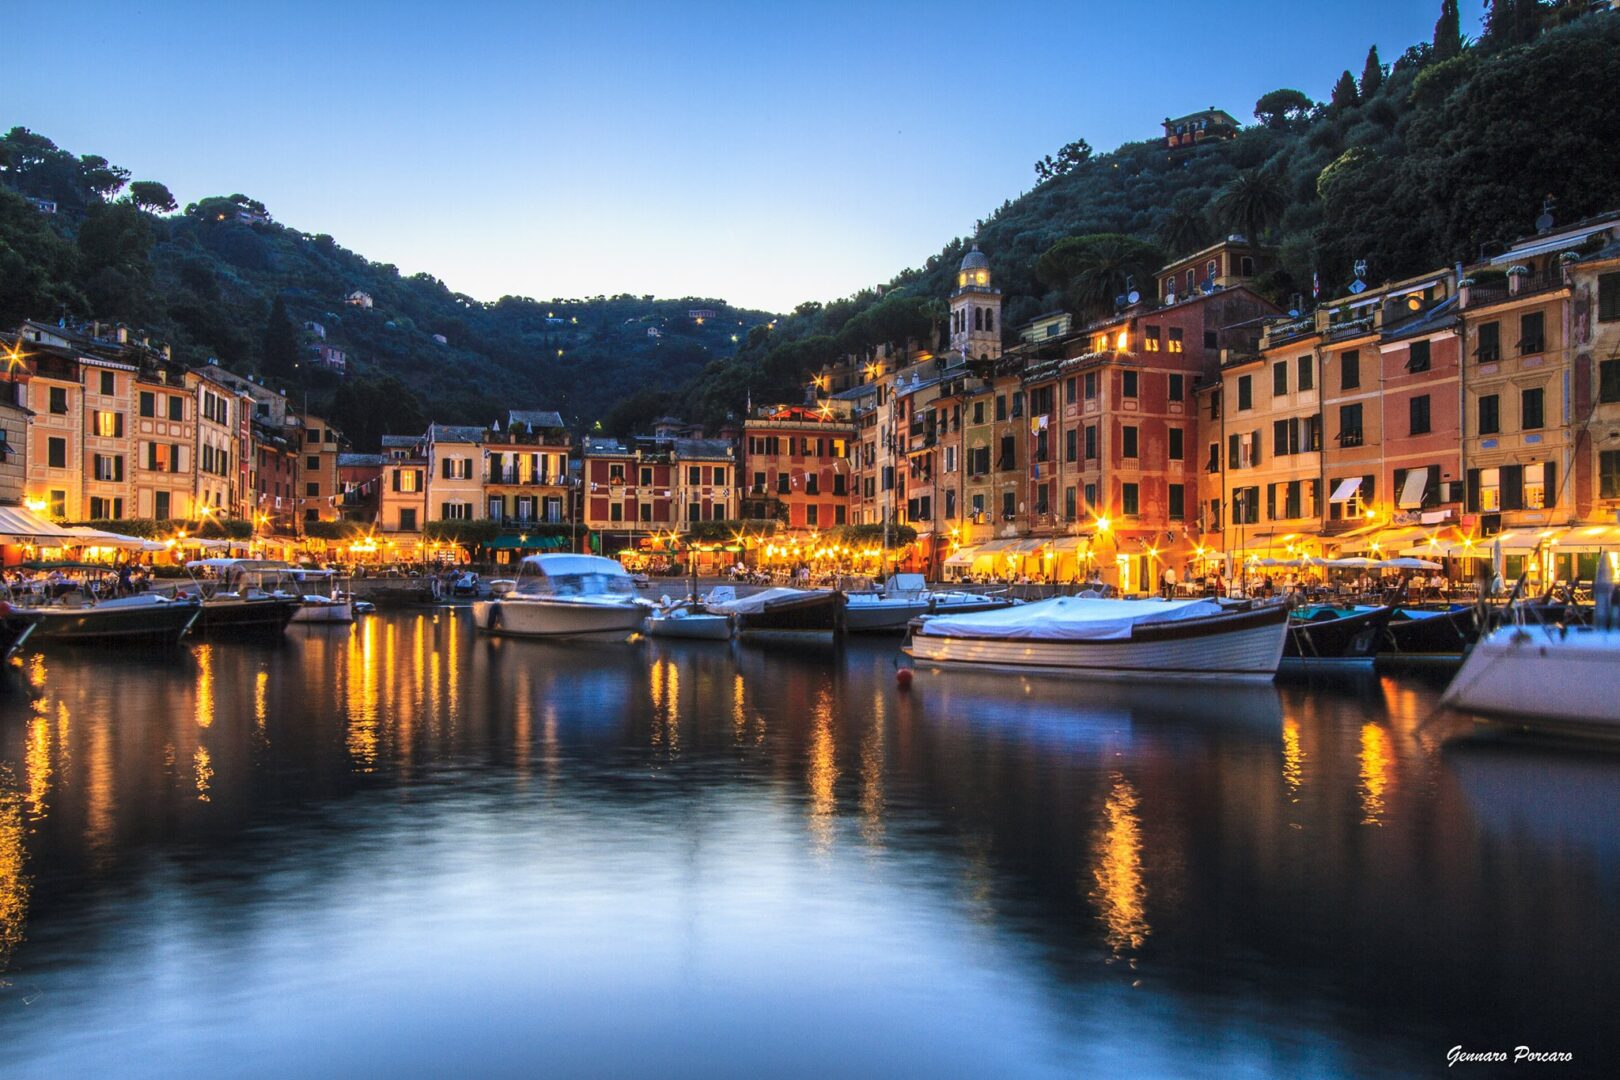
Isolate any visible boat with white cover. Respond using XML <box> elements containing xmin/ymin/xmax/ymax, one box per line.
<box><xmin>1441</xmin><ymin>625</ymin><xmax>1620</xmax><ymax>728</ymax></box>
<box><xmin>471</xmin><ymin>554</ymin><xmax>649</xmax><ymax>639</ymax></box>
<box><xmin>903</xmin><ymin>596</ymin><xmax>1289</xmax><ymax>682</ymax></box>
<box><xmin>842</xmin><ymin>574</ymin><xmax>1016</xmax><ymax>633</ymax></box>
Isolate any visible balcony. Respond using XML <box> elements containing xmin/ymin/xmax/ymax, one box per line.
<box><xmin>487</xmin><ymin>468</ymin><xmax>560</xmax><ymax>486</ymax></box>
<box><xmin>1464</xmin><ymin>267</ymin><xmax>1567</xmax><ymax>309</ymax></box>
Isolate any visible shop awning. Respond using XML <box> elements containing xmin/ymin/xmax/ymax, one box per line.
<box><xmin>974</xmin><ymin>538</ymin><xmax>1019</xmax><ymax>553</ymax></box>
<box><xmin>484</xmin><ymin>534</ymin><xmax>567</xmax><ymax>550</ymax></box>
<box><xmin>1397</xmin><ymin>468</ymin><xmax>1430</xmax><ymax>509</ymax></box>
<box><xmin>943</xmin><ymin>546</ymin><xmax>978</xmax><ymax>567</ymax></box>
<box><xmin>1328</xmin><ymin>477</ymin><xmax>1363</xmax><ymax>503</ymax></box>
<box><xmin>1340</xmin><ymin>525</ymin><xmax>1430</xmax><ymax>555</ymax></box>
<box><xmin>0</xmin><ymin>506</ymin><xmax>77</xmax><ymax>542</ymax></box>
<box><xmin>1008</xmin><ymin>538</ymin><xmax>1048</xmax><ymax>554</ymax></box>
<box><xmin>63</xmin><ymin>526</ymin><xmax>167</xmax><ymax>551</ymax></box>
<box><xmin>1050</xmin><ymin>536</ymin><xmax>1089</xmax><ymax>552</ymax></box>
<box><xmin>1553</xmin><ymin>524</ymin><xmax>1620</xmax><ymax>552</ymax></box>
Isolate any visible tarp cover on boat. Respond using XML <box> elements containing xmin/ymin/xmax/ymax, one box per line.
<box><xmin>917</xmin><ymin>596</ymin><xmax>1224</xmax><ymax>640</ymax></box>
<box><xmin>706</xmin><ymin>587</ymin><xmax>817</xmax><ymax>615</ymax></box>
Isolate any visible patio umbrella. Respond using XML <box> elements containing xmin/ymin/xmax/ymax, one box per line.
<box><xmin>1491</xmin><ymin>538</ymin><xmax>1504</xmax><ymax>596</ymax></box>
<box><xmin>1379</xmin><ymin>557</ymin><xmax>1442</xmax><ymax>570</ymax></box>
<box><xmin>1320</xmin><ymin>556</ymin><xmax>1380</xmax><ymax>569</ymax></box>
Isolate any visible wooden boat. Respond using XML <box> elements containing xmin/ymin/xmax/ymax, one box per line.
<box><xmin>471</xmin><ymin>554</ymin><xmax>649</xmax><ymax>639</ymax></box>
<box><xmin>1442</xmin><ymin>624</ymin><xmax>1620</xmax><ymax>728</ymax></box>
<box><xmin>284</xmin><ymin>569</ymin><xmax>355</xmax><ymax>624</ymax></box>
<box><xmin>1380</xmin><ymin>604</ymin><xmax>1478</xmax><ymax>657</ymax></box>
<box><xmin>903</xmin><ymin>596</ymin><xmax>1288</xmax><ymax>682</ymax></box>
<box><xmin>184</xmin><ymin>559</ymin><xmax>302</xmax><ymax>636</ymax></box>
<box><xmin>1282</xmin><ymin>605</ymin><xmax>1394</xmax><ymax>675</ymax></box>
<box><xmin>5</xmin><ymin>592</ymin><xmax>200</xmax><ymax>647</ymax></box>
<box><xmin>643</xmin><ymin>600</ymin><xmax>733</xmax><ymax>641</ymax></box>
<box><xmin>0</xmin><ymin>608</ymin><xmax>37</xmax><ymax>660</ymax></box>
<box><xmin>705</xmin><ymin>586</ymin><xmax>845</xmax><ymax>638</ymax></box>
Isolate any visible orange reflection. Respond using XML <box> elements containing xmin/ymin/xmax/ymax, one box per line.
<box><xmin>1091</xmin><ymin>774</ymin><xmax>1149</xmax><ymax>956</ymax></box>
<box><xmin>0</xmin><ymin>772</ymin><xmax>28</xmax><ymax>976</ymax></box>
<box><xmin>860</xmin><ymin>692</ymin><xmax>885</xmax><ymax>848</ymax></box>
<box><xmin>254</xmin><ymin>670</ymin><xmax>269</xmax><ymax>731</ymax></box>
<box><xmin>1282</xmin><ymin>719</ymin><xmax>1304</xmax><ymax>801</ymax></box>
<box><xmin>193</xmin><ymin>745</ymin><xmax>213</xmax><ymax>802</ymax></box>
<box><xmin>1359</xmin><ymin>723</ymin><xmax>1393</xmax><ymax>825</ymax></box>
<box><xmin>86</xmin><ymin>718</ymin><xmax>113</xmax><ymax>850</ymax></box>
<box><xmin>807</xmin><ymin>688</ymin><xmax>837</xmax><ymax>850</ymax></box>
<box><xmin>345</xmin><ymin>616</ymin><xmax>379</xmax><ymax>771</ymax></box>
<box><xmin>25</xmin><ymin>709</ymin><xmax>51</xmax><ymax>821</ymax></box>
<box><xmin>194</xmin><ymin>645</ymin><xmax>214</xmax><ymax>729</ymax></box>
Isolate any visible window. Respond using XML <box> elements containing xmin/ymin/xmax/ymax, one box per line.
<box><xmin>1237</xmin><ymin>374</ymin><xmax>1253</xmax><ymax>411</ymax></box>
<box><xmin>995</xmin><ymin>395</ymin><xmax>1007</xmax><ymax>421</ymax></box>
<box><xmin>1231</xmin><ymin>486</ymin><xmax>1260</xmax><ymax>525</ymax></box>
<box><xmin>1064</xmin><ymin>377</ymin><xmax>1077</xmax><ymax>405</ymax></box>
<box><xmin>1168</xmin><ymin>483</ymin><xmax>1185</xmax><ymax>520</ymax></box>
<box><xmin>1601</xmin><ymin>450</ymin><xmax>1620</xmax><ymax>499</ymax></box>
<box><xmin>99</xmin><ymin>371</ymin><xmax>116</xmax><ymax>395</ymax></box>
<box><xmin>1084</xmin><ymin>372</ymin><xmax>1097</xmax><ymax>400</ymax></box>
<box><xmin>608</xmin><ymin>502</ymin><xmax>624</xmax><ymax>522</ymax></box>
<box><xmin>1084</xmin><ymin>425</ymin><xmax>1097</xmax><ymax>460</ymax></box>
<box><xmin>833</xmin><ymin>474</ymin><xmax>846</xmax><ymax>496</ymax></box>
<box><xmin>1167</xmin><ymin>327</ymin><xmax>1184</xmax><ymax>353</ymax></box>
<box><xmin>1273</xmin><ymin>361</ymin><xmax>1288</xmax><ymax>396</ymax></box>
<box><xmin>1407</xmin><ymin>339</ymin><xmax>1431</xmax><ymax>373</ymax></box>
<box><xmin>1518</xmin><ymin>311</ymin><xmax>1545</xmax><ymax>355</ymax></box>
<box><xmin>1340</xmin><ymin>349</ymin><xmax>1360</xmax><ymax>390</ymax></box>
<box><xmin>1410</xmin><ymin>394</ymin><xmax>1431</xmax><ymax>435</ymax></box>
<box><xmin>1001</xmin><ymin>491</ymin><xmax>1015</xmax><ymax>519</ymax></box>
<box><xmin>1204</xmin><ymin>330</ymin><xmax>1218</xmax><ymax>349</ymax></box>
<box><xmin>834</xmin><ymin>506</ymin><xmax>846</xmax><ymax>525</ymax></box>
<box><xmin>154</xmin><ymin>491</ymin><xmax>170</xmax><ymax>520</ymax></box>
<box><xmin>1121</xmin><ymin>371</ymin><xmax>1138</xmax><ymax>398</ymax></box>
<box><xmin>1297</xmin><ymin>355</ymin><xmax>1313</xmax><ymax>391</ymax></box>
<box><xmin>92</xmin><ymin>410</ymin><xmax>123</xmax><ymax>438</ymax></box>
<box><xmin>1064</xmin><ymin>428</ymin><xmax>1077</xmax><ymax>463</ymax></box>
<box><xmin>1121</xmin><ymin>426</ymin><xmax>1138</xmax><ymax>458</ymax></box>
<box><xmin>1602</xmin><ymin>360</ymin><xmax>1620</xmax><ymax>404</ymax></box>
<box><xmin>1207</xmin><ymin>499</ymin><xmax>1222</xmax><ymax>531</ymax></box>
<box><xmin>89</xmin><ymin>496</ymin><xmax>123</xmax><ymax>519</ymax></box>
<box><xmin>1064</xmin><ymin>486</ymin><xmax>1077</xmax><ymax>521</ymax></box>
<box><xmin>167</xmin><ymin>395</ymin><xmax>183</xmax><ymax>421</ymax></box>
<box><xmin>1144</xmin><ymin>326</ymin><xmax>1161</xmax><ymax>351</ymax></box>
<box><xmin>806</xmin><ymin>504</ymin><xmax>818</xmax><ymax>526</ymax></box>
<box><xmin>1600</xmin><ymin>272</ymin><xmax>1620</xmax><ymax>322</ymax></box>
<box><xmin>1168</xmin><ymin>428</ymin><xmax>1183</xmax><ymax>461</ymax></box>
<box><xmin>1011</xmin><ymin>391</ymin><xmax>1024</xmax><ymax>418</ymax></box>
<box><xmin>93</xmin><ymin>454</ymin><xmax>123</xmax><ymax>481</ymax></box>
<box><xmin>310</xmin><ymin>455</ymin><xmax>324</xmax><ymax>471</ymax></box>
<box><xmin>1084</xmin><ymin>482</ymin><xmax>1097</xmax><ymax>509</ymax></box>
<box><xmin>396</xmin><ymin>468</ymin><xmax>420</xmax><ymax>493</ymax></box>
<box><xmin>1476</xmin><ymin>321</ymin><xmax>1501</xmax><ymax>362</ymax></box>
<box><xmin>139</xmin><ymin>391</ymin><xmax>155</xmax><ymax>418</ymax></box>
<box><xmin>1338</xmin><ymin>403</ymin><xmax>1364</xmax><ymax>447</ymax></box>
<box><xmin>997</xmin><ymin>435</ymin><xmax>1015</xmax><ymax>469</ymax></box>
<box><xmin>639</xmin><ymin>503</ymin><xmax>652</xmax><ymax>522</ymax></box>
<box><xmin>307</xmin><ymin>482</ymin><xmax>320</xmax><ymax>497</ymax></box>
<box><xmin>1206</xmin><ymin>442</ymin><xmax>1220</xmax><ymax>473</ymax></box>
<box><xmin>1521</xmin><ymin>387</ymin><xmax>1544</xmax><ymax>431</ymax></box>
<box><xmin>777</xmin><ymin>474</ymin><xmax>791</xmax><ymax>494</ymax></box>
<box><xmin>1273</xmin><ymin>419</ymin><xmax>1292</xmax><ymax>457</ymax></box>
<box><xmin>1240</xmin><ymin>255</ymin><xmax>1255</xmax><ymax>276</ymax></box>
<box><xmin>48</xmin><ymin>386</ymin><xmax>67</xmax><ymax>414</ymax></box>
<box><xmin>805</xmin><ymin>474</ymin><xmax>819</xmax><ymax>495</ymax></box>
<box><xmin>1477</xmin><ymin>467</ymin><xmax>1501</xmax><ymax>512</ymax></box>
<box><xmin>1168</xmin><ymin>373</ymin><xmax>1184</xmax><ymax>401</ymax></box>
<box><xmin>1122</xmin><ymin>483</ymin><xmax>1139</xmax><ymax>516</ymax></box>
<box><xmin>47</xmin><ymin>437</ymin><xmax>66</xmax><ymax>469</ymax></box>
<box><xmin>1524</xmin><ymin>462</ymin><xmax>1547</xmax><ymax>510</ymax></box>
<box><xmin>638</xmin><ymin>466</ymin><xmax>653</xmax><ymax>486</ymax></box>
<box><xmin>972</xmin><ymin>400</ymin><xmax>985</xmax><ymax>424</ymax></box>
<box><xmin>713</xmin><ymin>467</ymin><xmax>726</xmax><ymax>486</ymax></box>
<box><xmin>608</xmin><ymin>463</ymin><xmax>626</xmax><ymax>484</ymax></box>
<box><xmin>1478</xmin><ymin>394</ymin><xmax>1500</xmax><ymax>435</ymax></box>
<box><xmin>969</xmin><ymin>446</ymin><xmax>990</xmax><ymax>475</ymax></box>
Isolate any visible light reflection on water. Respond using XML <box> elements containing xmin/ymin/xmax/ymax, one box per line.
<box><xmin>0</xmin><ymin>611</ymin><xmax>1615</xmax><ymax>1077</ymax></box>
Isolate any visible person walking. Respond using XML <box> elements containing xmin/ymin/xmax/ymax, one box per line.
<box><xmin>1160</xmin><ymin>565</ymin><xmax>1177</xmax><ymax>599</ymax></box>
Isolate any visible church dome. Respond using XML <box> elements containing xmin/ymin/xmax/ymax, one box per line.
<box><xmin>959</xmin><ymin>244</ymin><xmax>989</xmax><ymax>272</ymax></box>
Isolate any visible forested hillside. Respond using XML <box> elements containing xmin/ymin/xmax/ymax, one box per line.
<box><xmin>670</xmin><ymin>2</ymin><xmax>1620</xmax><ymax>427</ymax></box>
<box><xmin>0</xmin><ymin>161</ymin><xmax>771</xmax><ymax>447</ymax></box>
<box><xmin>3</xmin><ymin>1</ymin><xmax>1618</xmax><ymax>442</ymax></box>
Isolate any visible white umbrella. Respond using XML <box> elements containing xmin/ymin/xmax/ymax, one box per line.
<box><xmin>1379</xmin><ymin>557</ymin><xmax>1442</xmax><ymax>570</ymax></box>
<box><xmin>1320</xmin><ymin>556</ymin><xmax>1380</xmax><ymax>569</ymax></box>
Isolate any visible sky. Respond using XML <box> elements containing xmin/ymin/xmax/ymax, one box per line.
<box><xmin>4</xmin><ymin>1</ymin><xmax>1468</xmax><ymax>314</ymax></box>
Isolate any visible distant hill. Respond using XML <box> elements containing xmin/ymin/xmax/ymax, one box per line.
<box><xmin>0</xmin><ymin>157</ymin><xmax>774</xmax><ymax>448</ymax></box>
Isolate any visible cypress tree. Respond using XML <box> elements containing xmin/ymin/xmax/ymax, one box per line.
<box><xmin>1330</xmin><ymin>70</ymin><xmax>1360</xmax><ymax>112</ymax></box>
<box><xmin>262</xmin><ymin>294</ymin><xmax>301</xmax><ymax>380</ymax></box>
<box><xmin>1360</xmin><ymin>45</ymin><xmax>1384</xmax><ymax>98</ymax></box>
<box><xmin>1433</xmin><ymin>0</ymin><xmax>1462</xmax><ymax>60</ymax></box>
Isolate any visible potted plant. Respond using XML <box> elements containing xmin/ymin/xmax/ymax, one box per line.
<box><xmin>1506</xmin><ymin>264</ymin><xmax>1530</xmax><ymax>294</ymax></box>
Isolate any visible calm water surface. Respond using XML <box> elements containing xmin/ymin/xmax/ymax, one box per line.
<box><xmin>0</xmin><ymin>611</ymin><xmax>1615</xmax><ymax>1077</ymax></box>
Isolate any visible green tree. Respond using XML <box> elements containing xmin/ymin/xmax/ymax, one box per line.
<box><xmin>128</xmin><ymin>180</ymin><xmax>177</xmax><ymax>213</ymax></box>
<box><xmin>0</xmin><ymin>187</ymin><xmax>83</xmax><ymax>325</ymax></box>
<box><xmin>1157</xmin><ymin>195</ymin><xmax>1212</xmax><ymax>257</ymax></box>
<box><xmin>1359</xmin><ymin>45</ymin><xmax>1385</xmax><ymax>98</ymax></box>
<box><xmin>1253</xmin><ymin>88</ymin><xmax>1314</xmax><ymax>129</ymax></box>
<box><xmin>1433</xmin><ymin>0</ymin><xmax>1463</xmax><ymax>60</ymax></box>
<box><xmin>1035</xmin><ymin>234</ymin><xmax>1163</xmax><ymax>322</ymax></box>
<box><xmin>261</xmin><ymin>294</ymin><xmax>301</xmax><ymax>380</ymax></box>
<box><xmin>1033</xmin><ymin>138</ymin><xmax>1093</xmax><ymax>183</ymax></box>
<box><xmin>1212</xmin><ymin>169</ymin><xmax>1288</xmax><ymax>244</ymax></box>
<box><xmin>77</xmin><ymin>154</ymin><xmax>130</xmax><ymax>200</ymax></box>
<box><xmin>1329</xmin><ymin>69</ymin><xmax>1360</xmax><ymax>111</ymax></box>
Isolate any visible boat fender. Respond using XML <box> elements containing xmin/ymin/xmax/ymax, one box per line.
<box><xmin>895</xmin><ymin>668</ymin><xmax>913</xmax><ymax>691</ymax></box>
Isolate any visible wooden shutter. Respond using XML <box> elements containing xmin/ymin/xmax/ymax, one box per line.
<box><xmin>1501</xmin><ymin>465</ymin><xmax>1523</xmax><ymax>511</ymax></box>
<box><xmin>1466</xmin><ymin>469</ymin><xmax>1480</xmax><ymax>512</ymax></box>
<box><xmin>1542</xmin><ymin>461</ymin><xmax>1556</xmax><ymax>508</ymax></box>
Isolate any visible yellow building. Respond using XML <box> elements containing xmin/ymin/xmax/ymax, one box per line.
<box><xmin>425</xmin><ymin>423</ymin><xmax>484</xmax><ymax>523</ymax></box>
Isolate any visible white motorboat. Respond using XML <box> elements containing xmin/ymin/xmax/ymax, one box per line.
<box><xmin>644</xmin><ymin>599</ymin><xmax>734</xmax><ymax>641</ymax></box>
<box><xmin>843</xmin><ymin>573</ymin><xmax>1016</xmax><ymax>633</ymax></box>
<box><xmin>903</xmin><ymin>596</ymin><xmax>1289</xmax><ymax>682</ymax></box>
<box><xmin>471</xmin><ymin>554</ymin><xmax>649</xmax><ymax>639</ymax></box>
<box><xmin>286</xmin><ymin>569</ymin><xmax>355</xmax><ymax>624</ymax></box>
<box><xmin>1441</xmin><ymin>625</ymin><xmax>1620</xmax><ymax>728</ymax></box>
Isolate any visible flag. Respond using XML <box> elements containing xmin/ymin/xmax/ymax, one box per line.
<box><xmin>1312</xmin><ymin>271</ymin><xmax>1320</xmax><ymax>300</ymax></box>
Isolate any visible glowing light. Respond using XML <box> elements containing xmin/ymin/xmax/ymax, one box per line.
<box><xmin>1096</xmin><ymin>516</ymin><xmax>1112</xmax><ymax>533</ymax></box>
<box><xmin>1115</xmin><ymin>330</ymin><xmax>1129</xmax><ymax>351</ymax></box>
<box><xmin>1091</xmin><ymin>774</ymin><xmax>1149</xmax><ymax>955</ymax></box>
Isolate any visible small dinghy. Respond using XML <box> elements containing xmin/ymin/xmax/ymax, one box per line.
<box><xmin>644</xmin><ymin>598</ymin><xmax>733</xmax><ymax>641</ymax></box>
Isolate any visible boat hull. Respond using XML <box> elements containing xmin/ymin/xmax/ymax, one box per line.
<box><xmin>844</xmin><ymin>594</ymin><xmax>1014</xmax><ymax>633</ymax></box>
<box><xmin>732</xmin><ymin>592</ymin><xmax>845</xmax><ymax>637</ymax></box>
<box><xmin>1281</xmin><ymin>606</ymin><xmax>1393</xmax><ymax>675</ymax></box>
<box><xmin>289</xmin><ymin>601</ymin><xmax>355</xmax><ymax>624</ymax></box>
<box><xmin>472</xmin><ymin>597</ymin><xmax>647</xmax><ymax>639</ymax></box>
<box><xmin>1442</xmin><ymin>627</ymin><xmax>1620</xmax><ymax>727</ymax></box>
<box><xmin>8</xmin><ymin>598</ymin><xmax>201</xmax><ymax>647</ymax></box>
<box><xmin>1381</xmin><ymin>605</ymin><xmax>1478</xmax><ymax>655</ymax></box>
<box><xmin>644</xmin><ymin>613</ymin><xmax>733</xmax><ymax>640</ymax></box>
<box><xmin>904</xmin><ymin>604</ymin><xmax>1288</xmax><ymax>682</ymax></box>
<box><xmin>195</xmin><ymin>597</ymin><xmax>301</xmax><ymax>636</ymax></box>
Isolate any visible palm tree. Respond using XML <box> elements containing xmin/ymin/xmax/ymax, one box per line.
<box><xmin>1158</xmin><ymin>197</ymin><xmax>1212</xmax><ymax>257</ymax></box>
<box><xmin>1036</xmin><ymin>234</ymin><xmax>1164</xmax><ymax>322</ymax></box>
<box><xmin>1213</xmin><ymin>169</ymin><xmax>1288</xmax><ymax>244</ymax></box>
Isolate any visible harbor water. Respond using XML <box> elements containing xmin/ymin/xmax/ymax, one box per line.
<box><xmin>0</xmin><ymin>611</ymin><xmax>1615</xmax><ymax>1076</ymax></box>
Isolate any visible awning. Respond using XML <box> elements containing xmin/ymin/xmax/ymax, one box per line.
<box><xmin>0</xmin><ymin>506</ymin><xmax>77</xmax><ymax>541</ymax></box>
<box><xmin>1008</xmin><ymin>538</ymin><xmax>1047</xmax><ymax>554</ymax></box>
<box><xmin>1397</xmin><ymin>467</ymin><xmax>1430</xmax><ymax>509</ymax></box>
<box><xmin>484</xmin><ymin>534</ymin><xmax>564</xmax><ymax>551</ymax></box>
<box><xmin>1328</xmin><ymin>477</ymin><xmax>1363</xmax><ymax>503</ymax></box>
<box><xmin>1554</xmin><ymin>524</ymin><xmax>1620</xmax><ymax>552</ymax></box>
<box><xmin>975</xmin><ymin>538</ymin><xmax>1019</xmax><ymax>553</ymax></box>
<box><xmin>1050</xmin><ymin>536</ymin><xmax>1089</xmax><ymax>552</ymax></box>
<box><xmin>1489</xmin><ymin>226</ymin><xmax>1612</xmax><ymax>264</ymax></box>
<box><xmin>1340</xmin><ymin>525</ymin><xmax>1430</xmax><ymax>555</ymax></box>
<box><xmin>943</xmin><ymin>546</ymin><xmax>978</xmax><ymax>567</ymax></box>
<box><xmin>63</xmin><ymin>526</ymin><xmax>167</xmax><ymax>551</ymax></box>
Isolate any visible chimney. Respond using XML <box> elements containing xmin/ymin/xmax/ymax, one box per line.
<box><xmin>116</xmin><ymin>325</ymin><xmax>129</xmax><ymax>345</ymax></box>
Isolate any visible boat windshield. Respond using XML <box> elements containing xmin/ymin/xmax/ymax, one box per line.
<box><xmin>515</xmin><ymin>571</ymin><xmax>635</xmax><ymax>599</ymax></box>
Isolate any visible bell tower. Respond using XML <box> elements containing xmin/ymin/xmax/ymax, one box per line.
<box><xmin>949</xmin><ymin>243</ymin><xmax>1002</xmax><ymax>361</ymax></box>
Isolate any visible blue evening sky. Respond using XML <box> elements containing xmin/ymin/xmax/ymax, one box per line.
<box><xmin>4</xmin><ymin>1</ymin><xmax>1467</xmax><ymax>313</ymax></box>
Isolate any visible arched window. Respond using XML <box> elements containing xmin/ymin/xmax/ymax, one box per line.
<box><xmin>985</xmin><ymin>308</ymin><xmax>994</xmax><ymax>332</ymax></box>
<box><xmin>974</xmin><ymin>307</ymin><xmax>983</xmax><ymax>331</ymax></box>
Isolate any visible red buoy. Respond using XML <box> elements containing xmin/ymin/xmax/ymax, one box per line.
<box><xmin>896</xmin><ymin>668</ymin><xmax>913</xmax><ymax>690</ymax></box>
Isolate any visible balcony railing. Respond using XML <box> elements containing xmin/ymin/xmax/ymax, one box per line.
<box><xmin>1465</xmin><ymin>268</ymin><xmax>1567</xmax><ymax>309</ymax></box>
<box><xmin>486</xmin><ymin>469</ymin><xmax>560</xmax><ymax>485</ymax></box>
